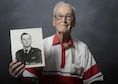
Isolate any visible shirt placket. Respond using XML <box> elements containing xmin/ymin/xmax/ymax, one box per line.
<box><xmin>61</xmin><ymin>44</ymin><xmax>66</xmax><ymax>68</ymax></box>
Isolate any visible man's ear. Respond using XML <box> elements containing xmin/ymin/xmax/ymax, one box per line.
<box><xmin>72</xmin><ymin>17</ymin><xmax>76</xmax><ymax>27</ymax></box>
<box><xmin>53</xmin><ymin>17</ymin><xmax>55</xmax><ymax>27</ymax></box>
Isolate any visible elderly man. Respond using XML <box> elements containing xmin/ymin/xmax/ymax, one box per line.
<box><xmin>9</xmin><ymin>1</ymin><xmax>104</xmax><ymax>84</ymax></box>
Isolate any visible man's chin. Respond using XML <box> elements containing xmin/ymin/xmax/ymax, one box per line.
<box><xmin>58</xmin><ymin>30</ymin><xmax>68</xmax><ymax>34</ymax></box>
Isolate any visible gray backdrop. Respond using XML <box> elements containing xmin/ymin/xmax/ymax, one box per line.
<box><xmin>0</xmin><ymin>0</ymin><xmax>118</xmax><ymax>84</ymax></box>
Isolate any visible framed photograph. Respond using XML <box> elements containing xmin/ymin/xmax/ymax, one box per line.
<box><xmin>10</xmin><ymin>27</ymin><xmax>45</xmax><ymax>68</ymax></box>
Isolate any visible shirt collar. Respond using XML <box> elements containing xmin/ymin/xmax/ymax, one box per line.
<box><xmin>23</xmin><ymin>47</ymin><xmax>31</xmax><ymax>52</ymax></box>
<box><xmin>52</xmin><ymin>34</ymin><xmax>75</xmax><ymax>47</ymax></box>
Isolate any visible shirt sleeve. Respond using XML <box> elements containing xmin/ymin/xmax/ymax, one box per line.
<box><xmin>83</xmin><ymin>46</ymin><xmax>104</xmax><ymax>84</ymax></box>
<box><xmin>22</xmin><ymin>67</ymin><xmax>42</xmax><ymax>78</ymax></box>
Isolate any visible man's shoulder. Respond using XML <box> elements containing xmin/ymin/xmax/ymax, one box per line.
<box><xmin>31</xmin><ymin>47</ymin><xmax>41</xmax><ymax>51</ymax></box>
<box><xmin>43</xmin><ymin>35</ymin><xmax>54</xmax><ymax>43</ymax></box>
<box><xmin>16</xmin><ymin>49</ymin><xmax>23</xmax><ymax>53</ymax></box>
<box><xmin>44</xmin><ymin>35</ymin><xmax>54</xmax><ymax>40</ymax></box>
<box><xmin>16</xmin><ymin>49</ymin><xmax>23</xmax><ymax>55</ymax></box>
<box><xmin>72</xmin><ymin>38</ymin><xmax>87</xmax><ymax>47</ymax></box>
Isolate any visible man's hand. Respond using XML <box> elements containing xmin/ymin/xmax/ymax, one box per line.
<box><xmin>9</xmin><ymin>60</ymin><xmax>25</xmax><ymax>78</ymax></box>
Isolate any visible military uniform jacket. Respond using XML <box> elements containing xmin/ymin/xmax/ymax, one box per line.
<box><xmin>16</xmin><ymin>47</ymin><xmax>42</xmax><ymax>65</ymax></box>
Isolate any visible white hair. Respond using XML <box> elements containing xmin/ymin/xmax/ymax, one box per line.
<box><xmin>53</xmin><ymin>1</ymin><xmax>76</xmax><ymax>16</ymax></box>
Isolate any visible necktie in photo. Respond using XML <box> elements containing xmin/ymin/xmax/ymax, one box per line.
<box><xmin>25</xmin><ymin>50</ymin><xmax>28</xmax><ymax>54</ymax></box>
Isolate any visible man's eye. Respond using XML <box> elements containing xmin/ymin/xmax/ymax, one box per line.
<box><xmin>67</xmin><ymin>15</ymin><xmax>71</xmax><ymax>17</ymax></box>
<box><xmin>58</xmin><ymin>15</ymin><xmax>63</xmax><ymax>17</ymax></box>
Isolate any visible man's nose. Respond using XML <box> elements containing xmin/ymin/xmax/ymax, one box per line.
<box><xmin>62</xmin><ymin>16</ymin><xmax>67</xmax><ymax>22</ymax></box>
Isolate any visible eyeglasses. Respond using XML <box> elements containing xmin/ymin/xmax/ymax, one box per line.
<box><xmin>54</xmin><ymin>14</ymin><xmax>73</xmax><ymax>20</ymax></box>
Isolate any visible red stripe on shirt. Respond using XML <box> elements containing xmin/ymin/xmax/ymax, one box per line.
<box><xmin>61</xmin><ymin>44</ymin><xmax>66</xmax><ymax>68</ymax></box>
<box><xmin>25</xmin><ymin>68</ymin><xmax>42</xmax><ymax>76</ymax></box>
<box><xmin>83</xmin><ymin>64</ymin><xmax>100</xmax><ymax>80</ymax></box>
<box><xmin>42</xmin><ymin>75</ymin><xmax>83</xmax><ymax>84</ymax></box>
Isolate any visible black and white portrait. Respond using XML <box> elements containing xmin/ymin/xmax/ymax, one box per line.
<box><xmin>10</xmin><ymin>28</ymin><xmax>45</xmax><ymax>68</ymax></box>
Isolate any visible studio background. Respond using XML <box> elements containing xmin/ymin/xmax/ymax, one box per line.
<box><xmin>0</xmin><ymin>0</ymin><xmax>117</xmax><ymax>84</ymax></box>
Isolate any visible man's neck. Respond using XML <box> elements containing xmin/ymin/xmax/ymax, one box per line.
<box><xmin>56</xmin><ymin>32</ymin><xmax>71</xmax><ymax>44</ymax></box>
<box><xmin>24</xmin><ymin>46</ymin><xmax>31</xmax><ymax>51</ymax></box>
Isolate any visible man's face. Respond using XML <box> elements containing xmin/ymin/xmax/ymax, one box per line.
<box><xmin>53</xmin><ymin>5</ymin><xmax>75</xmax><ymax>34</ymax></box>
<box><xmin>21</xmin><ymin>34</ymin><xmax>32</xmax><ymax>48</ymax></box>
